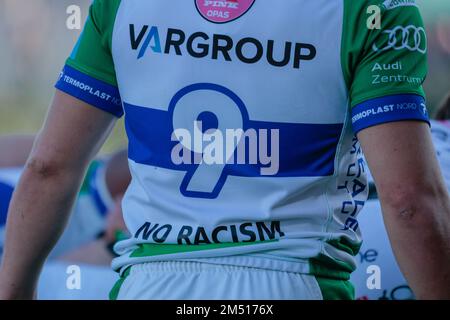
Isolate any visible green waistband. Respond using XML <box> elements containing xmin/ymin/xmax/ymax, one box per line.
<box><xmin>309</xmin><ymin>253</ymin><xmax>353</xmax><ymax>281</ymax></box>
<box><xmin>315</xmin><ymin>276</ymin><xmax>355</xmax><ymax>300</ymax></box>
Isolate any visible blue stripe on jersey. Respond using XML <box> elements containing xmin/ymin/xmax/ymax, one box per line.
<box><xmin>0</xmin><ymin>182</ymin><xmax>14</xmax><ymax>226</ymax></box>
<box><xmin>124</xmin><ymin>103</ymin><xmax>343</xmax><ymax>178</ymax></box>
<box><xmin>55</xmin><ymin>65</ymin><xmax>123</xmax><ymax>117</ymax></box>
<box><xmin>351</xmin><ymin>94</ymin><xmax>430</xmax><ymax>134</ymax></box>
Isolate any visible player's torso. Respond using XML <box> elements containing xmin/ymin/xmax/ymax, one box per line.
<box><xmin>110</xmin><ymin>1</ymin><xmax>361</xmax><ymax>263</ymax></box>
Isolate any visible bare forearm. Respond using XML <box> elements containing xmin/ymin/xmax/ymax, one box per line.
<box><xmin>381</xmin><ymin>194</ymin><xmax>450</xmax><ymax>299</ymax></box>
<box><xmin>0</xmin><ymin>160</ymin><xmax>85</xmax><ymax>299</ymax></box>
<box><xmin>0</xmin><ymin>91</ymin><xmax>116</xmax><ymax>299</ymax></box>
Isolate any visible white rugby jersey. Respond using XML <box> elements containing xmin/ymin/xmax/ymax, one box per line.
<box><xmin>56</xmin><ymin>0</ymin><xmax>429</xmax><ymax>285</ymax></box>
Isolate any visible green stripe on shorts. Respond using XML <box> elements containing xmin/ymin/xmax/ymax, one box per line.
<box><xmin>109</xmin><ymin>267</ymin><xmax>131</xmax><ymax>300</ymax></box>
<box><xmin>315</xmin><ymin>276</ymin><xmax>355</xmax><ymax>300</ymax></box>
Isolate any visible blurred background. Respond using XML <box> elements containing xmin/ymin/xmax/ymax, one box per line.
<box><xmin>0</xmin><ymin>0</ymin><xmax>449</xmax><ymax>152</ymax></box>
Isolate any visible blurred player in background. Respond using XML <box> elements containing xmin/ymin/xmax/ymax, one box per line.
<box><xmin>434</xmin><ymin>92</ymin><xmax>450</xmax><ymax>121</ymax></box>
<box><xmin>0</xmin><ymin>135</ymin><xmax>130</xmax><ymax>261</ymax></box>
<box><xmin>0</xmin><ymin>136</ymin><xmax>128</xmax><ymax>299</ymax></box>
<box><xmin>1</xmin><ymin>1</ymin><xmax>449</xmax><ymax>300</ymax></box>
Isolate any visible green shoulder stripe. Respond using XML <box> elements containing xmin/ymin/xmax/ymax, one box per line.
<box><xmin>341</xmin><ymin>0</ymin><xmax>427</xmax><ymax>107</ymax></box>
<box><xmin>67</xmin><ymin>0</ymin><xmax>122</xmax><ymax>86</ymax></box>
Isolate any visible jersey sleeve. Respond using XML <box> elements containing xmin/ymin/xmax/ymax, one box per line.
<box><xmin>343</xmin><ymin>1</ymin><xmax>429</xmax><ymax>134</ymax></box>
<box><xmin>55</xmin><ymin>0</ymin><xmax>123</xmax><ymax>117</ymax></box>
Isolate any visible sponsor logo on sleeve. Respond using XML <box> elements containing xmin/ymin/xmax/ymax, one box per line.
<box><xmin>373</xmin><ymin>25</ymin><xmax>427</xmax><ymax>54</ymax></box>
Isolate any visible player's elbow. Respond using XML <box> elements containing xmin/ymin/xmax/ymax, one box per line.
<box><xmin>25</xmin><ymin>155</ymin><xmax>72</xmax><ymax>181</ymax></box>
<box><xmin>379</xmin><ymin>182</ymin><xmax>450</xmax><ymax>226</ymax></box>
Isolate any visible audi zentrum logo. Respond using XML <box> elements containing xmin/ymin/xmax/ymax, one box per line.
<box><xmin>373</xmin><ymin>25</ymin><xmax>427</xmax><ymax>54</ymax></box>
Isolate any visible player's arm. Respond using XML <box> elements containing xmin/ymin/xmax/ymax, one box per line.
<box><xmin>0</xmin><ymin>0</ymin><xmax>122</xmax><ymax>299</ymax></box>
<box><xmin>345</xmin><ymin>2</ymin><xmax>450</xmax><ymax>299</ymax></box>
<box><xmin>358</xmin><ymin>122</ymin><xmax>450</xmax><ymax>299</ymax></box>
<box><xmin>0</xmin><ymin>91</ymin><xmax>116</xmax><ymax>299</ymax></box>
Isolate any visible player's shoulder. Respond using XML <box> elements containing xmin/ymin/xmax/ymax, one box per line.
<box><xmin>91</xmin><ymin>0</ymin><xmax>121</xmax><ymax>11</ymax></box>
<box><xmin>89</xmin><ymin>0</ymin><xmax>122</xmax><ymax>28</ymax></box>
<box><xmin>342</xmin><ymin>0</ymin><xmax>424</xmax><ymax>52</ymax></box>
<box><xmin>344</xmin><ymin>0</ymin><xmax>421</xmax><ymax>21</ymax></box>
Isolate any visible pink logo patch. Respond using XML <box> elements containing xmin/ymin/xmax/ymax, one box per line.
<box><xmin>195</xmin><ymin>0</ymin><xmax>256</xmax><ymax>24</ymax></box>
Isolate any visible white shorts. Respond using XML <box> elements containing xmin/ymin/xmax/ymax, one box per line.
<box><xmin>112</xmin><ymin>261</ymin><xmax>324</xmax><ymax>300</ymax></box>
